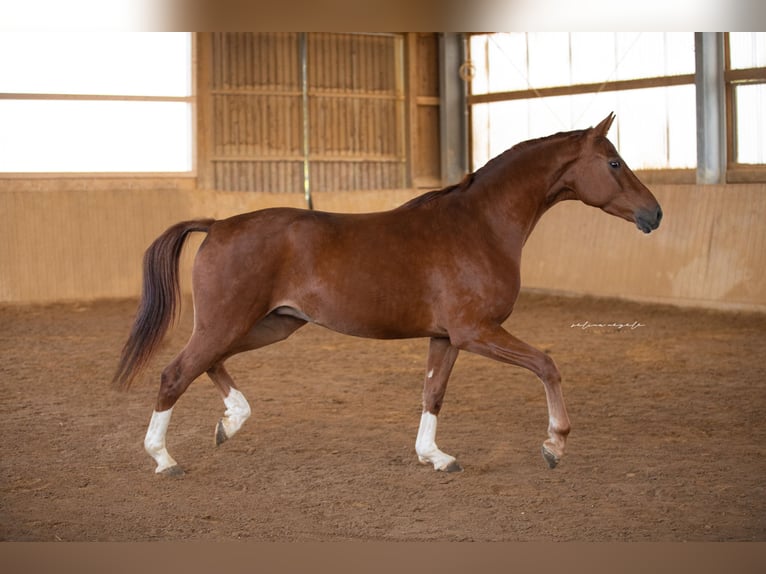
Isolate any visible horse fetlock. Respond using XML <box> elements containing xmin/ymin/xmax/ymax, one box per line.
<box><xmin>415</xmin><ymin>411</ymin><xmax>457</xmax><ymax>471</ymax></box>
<box><xmin>217</xmin><ymin>388</ymin><xmax>251</xmax><ymax>443</ymax></box>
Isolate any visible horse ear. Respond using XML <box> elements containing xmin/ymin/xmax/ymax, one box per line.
<box><xmin>594</xmin><ymin>112</ymin><xmax>616</xmax><ymax>136</ymax></box>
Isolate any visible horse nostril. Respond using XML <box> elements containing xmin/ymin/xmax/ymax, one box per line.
<box><xmin>656</xmin><ymin>206</ymin><xmax>663</xmax><ymax>223</ymax></box>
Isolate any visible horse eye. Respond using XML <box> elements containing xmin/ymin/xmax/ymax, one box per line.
<box><xmin>609</xmin><ymin>160</ymin><xmax>621</xmax><ymax>168</ymax></box>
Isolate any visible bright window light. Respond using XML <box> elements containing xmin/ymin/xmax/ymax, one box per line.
<box><xmin>729</xmin><ymin>33</ymin><xmax>766</xmax><ymax>165</ymax></box>
<box><xmin>469</xmin><ymin>33</ymin><xmax>697</xmax><ymax>171</ymax></box>
<box><xmin>0</xmin><ymin>32</ymin><xmax>193</xmax><ymax>173</ymax></box>
<box><xmin>734</xmin><ymin>83</ymin><xmax>766</xmax><ymax>165</ymax></box>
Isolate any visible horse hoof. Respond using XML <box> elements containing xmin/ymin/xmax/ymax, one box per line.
<box><xmin>215</xmin><ymin>419</ymin><xmax>228</xmax><ymax>446</ymax></box>
<box><xmin>160</xmin><ymin>465</ymin><xmax>185</xmax><ymax>477</ymax></box>
<box><xmin>541</xmin><ymin>445</ymin><xmax>560</xmax><ymax>469</ymax></box>
<box><xmin>443</xmin><ymin>460</ymin><xmax>463</xmax><ymax>473</ymax></box>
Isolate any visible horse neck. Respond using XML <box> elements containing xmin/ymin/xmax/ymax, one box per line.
<box><xmin>472</xmin><ymin>137</ymin><xmax>583</xmax><ymax>244</ymax></box>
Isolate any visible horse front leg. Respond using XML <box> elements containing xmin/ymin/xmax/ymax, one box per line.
<box><xmin>453</xmin><ymin>324</ymin><xmax>571</xmax><ymax>468</ymax></box>
<box><xmin>415</xmin><ymin>337</ymin><xmax>462</xmax><ymax>472</ymax></box>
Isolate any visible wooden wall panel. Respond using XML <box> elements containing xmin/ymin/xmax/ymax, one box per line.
<box><xmin>408</xmin><ymin>33</ymin><xmax>441</xmax><ymax>189</ymax></box>
<box><xmin>415</xmin><ymin>106</ymin><xmax>441</xmax><ymax>185</ymax></box>
<box><xmin>204</xmin><ymin>32</ymin><xmax>407</xmax><ymax>193</ymax></box>
<box><xmin>212</xmin><ymin>159</ymin><xmax>303</xmax><ymax>192</ymax></box>
<box><xmin>308</xmin><ymin>33</ymin><xmax>398</xmax><ymax>93</ymax></box>
<box><xmin>208</xmin><ymin>32</ymin><xmax>303</xmax><ymax>193</ymax></box>
<box><xmin>307</xmin><ymin>33</ymin><xmax>406</xmax><ymax>192</ymax></box>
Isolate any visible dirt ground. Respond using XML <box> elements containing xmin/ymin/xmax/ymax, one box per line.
<box><xmin>0</xmin><ymin>291</ymin><xmax>764</xmax><ymax>541</ymax></box>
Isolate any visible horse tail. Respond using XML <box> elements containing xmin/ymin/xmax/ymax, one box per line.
<box><xmin>113</xmin><ymin>218</ymin><xmax>215</xmax><ymax>390</ymax></box>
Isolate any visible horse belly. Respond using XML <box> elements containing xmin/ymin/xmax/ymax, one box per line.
<box><xmin>270</xmin><ymin>209</ymin><xmax>446</xmax><ymax>339</ymax></box>
<box><xmin>277</xmin><ymin>265</ymin><xmax>442</xmax><ymax>340</ymax></box>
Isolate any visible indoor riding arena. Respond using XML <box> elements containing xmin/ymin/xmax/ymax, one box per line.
<box><xmin>1</xmin><ymin>32</ymin><xmax>765</xmax><ymax>543</ymax></box>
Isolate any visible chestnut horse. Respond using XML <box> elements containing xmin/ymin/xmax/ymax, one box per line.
<box><xmin>114</xmin><ymin>113</ymin><xmax>662</xmax><ymax>476</ymax></box>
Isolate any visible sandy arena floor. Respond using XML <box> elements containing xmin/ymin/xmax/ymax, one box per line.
<box><xmin>1</xmin><ymin>292</ymin><xmax>764</xmax><ymax>541</ymax></box>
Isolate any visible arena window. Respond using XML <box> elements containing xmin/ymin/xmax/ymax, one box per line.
<box><xmin>726</xmin><ymin>32</ymin><xmax>766</xmax><ymax>182</ymax></box>
<box><xmin>0</xmin><ymin>32</ymin><xmax>193</xmax><ymax>174</ymax></box>
<box><xmin>467</xmin><ymin>32</ymin><xmax>766</xmax><ymax>184</ymax></box>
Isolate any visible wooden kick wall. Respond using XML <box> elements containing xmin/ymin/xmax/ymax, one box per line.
<box><xmin>1</xmin><ymin>182</ymin><xmax>764</xmax><ymax>312</ymax></box>
<box><xmin>521</xmin><ymin>183</ymin><xmax>766</xmax><ymax>312</ymax></box>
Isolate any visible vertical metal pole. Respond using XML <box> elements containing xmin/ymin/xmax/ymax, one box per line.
<box><xmin>439</xmin><ymin>33</ymin><xmax>468</xmax><ymax>186</ymax></box>
<box><xmin>695</xmin><ymin>32</ymin><xmax>726</xmax><ymax>185</ymax></box>
<box><xmin>300</xmin><ymin>32</ymin><xmax>314</xmax><ymax>209</ymax></box>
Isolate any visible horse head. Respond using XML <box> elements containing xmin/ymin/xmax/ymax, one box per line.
<box><xmin>567</xmin><ymin>113</ymin><xmax>663</xmax><ymax>234</ymax></box>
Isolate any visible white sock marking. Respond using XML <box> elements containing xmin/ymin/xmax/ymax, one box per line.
<box><xmin>415</xmin><ymin>411</ymin><xmax>457</xmax><ymax>471</ymax></box>
<box><xmin>220</xmin><ymin>388</ymin><xmax>251</xmax><ymax>439</ymax></box>
<box><xmin>144</xmin><ymin>409</ymin><xmax>178</xmax><ymax>473</ymax></box>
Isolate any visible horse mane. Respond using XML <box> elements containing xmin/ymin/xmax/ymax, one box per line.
<box><xmin>505</xmin><ymin>129</ymin><xmax>587</xmax><ymax>156</ymax></box>
<box><xmin>395</xmin><ymin>129</ymin><xmax>586</xmax><ymax>212</ymax></box>
<box><xmin>394</xmin><ymin>172</ymin><xmax>476</xmax><ymax>210</ymax></box>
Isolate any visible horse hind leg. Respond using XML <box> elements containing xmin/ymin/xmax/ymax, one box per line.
<box><xmin>144</xmin><ymin>346</ymin><xmax>217</xmax><ymax>476</ymax></box>
<box><xmin>144</xmin><ymin>311</ymin><xmax>305</xmax><ymax>475</ymax></box>
<box><xmin>208</xmin><ymin>312</ymin><xmax>306</xmax><ymax>447</ymax></box>
<box><xmin>208</xmin><ymin>363</ymin><xmax>251</xmax><ymax>446</ymax></box>
<box><xmin>415</xmin><ymin>337</ymin><xmax>462</xmax><ymax>472</ymax></box>
<box><xmin>144</xmin><ymin>408</ymin><xmax>184</xmax><ymax>476</ymax></box>
<box><xmin>143</xmin><ymin>316</ymin><xmax>252</xmax><ymax>475</ymax></box>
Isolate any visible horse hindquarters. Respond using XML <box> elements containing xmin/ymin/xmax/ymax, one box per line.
<box><xmin>144</xmin><ymin>218</ymin><xmax>308</xmax><ymax>475</ymax></box>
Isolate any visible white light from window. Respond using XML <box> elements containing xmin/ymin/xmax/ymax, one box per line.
<box><xmin>735</xmin><ymin>84</ymin><xmax>766</xmax><ymax>165</ymax></box>
<box><xmin>0</xmin><ymin>32</ymin><xmax>192</xmax><ymax>173</ymax></box>
<box><xmin>0</xmin><ymin>100</ymin><xmax>192</xmax><ymax>172</ymax></box>
<box><xmin>469</xmin><ymin>33</ymin><xmax>697</xmax><ymax>171</ymax></box>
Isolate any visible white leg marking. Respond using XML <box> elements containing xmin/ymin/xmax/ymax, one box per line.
<box><xmin>220</xmin><ymin>388</ymin><xmax>251</xmax><ymax>439</ymax></box>
<box><xmin>427</xmin><ymin>368</ymin><xmax>434</xmax><ymax>379</ymax></box>
<box><xmin>144</xmin><ymin>409</ymin><xmax>178</xmax><ymax>473</ymax></box>
<box><xmin>415</xmin><ymin>411</ymin><xmax>458</xmax><ymax>471</ymax></box>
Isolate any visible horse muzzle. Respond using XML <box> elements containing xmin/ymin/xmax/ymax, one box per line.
<box><xmin>635</xmin><ymin>205</ymin><xmax>663</xmax><ymax>234</ymax></box>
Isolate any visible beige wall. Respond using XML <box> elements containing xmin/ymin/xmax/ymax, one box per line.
<box><xmin>522</xmin><ymin>183</ymin><xmax>766</xmax><ymax>312</ymax></box>
<box><xmin>0</xmin><ymin>186</ymin><xmax>417</xmax><ymax>304</ymax></box>
<box><xmin>1</xmin><ymin>184</ymin><xmax>764</xmax><ymax>312</ymax></box>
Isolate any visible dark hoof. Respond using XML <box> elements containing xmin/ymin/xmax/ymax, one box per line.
<box><xmin>215</xmin><ymin>419</ymin><xmax>228</xmax><ymax>446</ymax></box>
<box><xmin>160</xmin><ymin>465</ymin><xmax>185</xmax><ymax>477</ymax></box>
<box><xmin>542</xmin><ymin>446</ymin><xmax>560</xmax><ymax>469</ymax></box>
<box><xmin>443</xmin><ymin>460</ymin><xmax>463</xmax><ymax>473</ymax></box>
